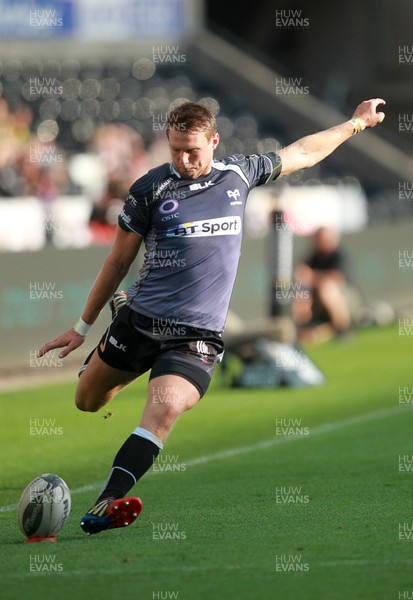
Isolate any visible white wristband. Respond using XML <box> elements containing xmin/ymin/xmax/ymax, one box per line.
<box><xmin>73</xmin><ymin>318</ymin><xmax>91</xmax><ymax>336</ymax></box>
<box><xmin>348</xmin><ymin>116</ymin><xmax>367</xmax><ymax>134</ymax></box>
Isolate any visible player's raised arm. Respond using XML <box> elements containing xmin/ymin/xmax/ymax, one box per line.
<box><xmin>37</xmin><ymin>226</ymin><xmax>143</xmax><ymax>359</ymax></box>
<box><xmin>278</xmin><ymin>98</ymin><xmax>386</xmax><ymax>177</ymax></box>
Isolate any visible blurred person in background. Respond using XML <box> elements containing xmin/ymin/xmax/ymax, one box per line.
<box><xmin>88</xmin><ymin>124</ymin><xmax>150</xmax><ymax>243</ymax></box>
<box><xmin>89</xmin><ymin>180</ymin><xmax>128</xmax><ymax>244</ymax></box>
<box><xmin>19</xmin><ymin>138</ymin><xmax>69</xmax><ymax>243</ymax></box>
<box><xmin>0</xmin><ymin>100</ymin><xmax>33</xmax><ymax>196</ymax></box>
<box><xmin>90</xmin><ymin>123</ymin><xmax>149</xmax><ymax>187</ymax></box>
<box><xmin>292</xmin><ymin>226</ymin><xmax>352</xmax><ymax>342</ymax></box>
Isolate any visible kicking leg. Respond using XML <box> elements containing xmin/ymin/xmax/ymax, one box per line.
<box><xmin>96</xmin><ymin>374</ymin><xmax>199</xmax><ymax>499</ymax></box>
<box><xmin>80</xmin><ymin>374</ymin><xmax>200</xmax><ymax>535</ymax></box>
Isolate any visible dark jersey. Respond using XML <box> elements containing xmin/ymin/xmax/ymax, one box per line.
<box><xmin>306</xmin><ymin>249</ymin><xmax>347</xmax><ymax>275</ymax></box>
<box><xmin>118</xmin><ymin>152</ymin><xmax>282</xmax><ymax>332</ymax></box>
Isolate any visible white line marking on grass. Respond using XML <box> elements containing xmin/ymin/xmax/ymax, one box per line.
<box><xmin>1</xmin><ymin>404</ymin><xmax>410</xmax><ymax>514</ymax></box>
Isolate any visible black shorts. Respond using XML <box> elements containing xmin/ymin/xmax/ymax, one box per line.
<box><xmin>96</xmin><ymin>306</ymin><xmax>225</xmax><ymax>398</ymax></box>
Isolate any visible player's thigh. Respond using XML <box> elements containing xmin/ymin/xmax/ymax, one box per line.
<box><xmin>141</xmin><ymin>374</ymin><xmax>201</xmax><ymax>425</ymax></box>
<box><xmin>317</xmin><ymin>278</ymin><xmax>344</xmax><ymax>305</ymax></box>
<box><xmin>75</xmin><ymin>350</ymin><xmax>139</xmax><ymax>412</ymax></box>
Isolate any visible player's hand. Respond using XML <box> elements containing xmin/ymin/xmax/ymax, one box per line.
<box><xmin>37</xmin><ymin>328</ymin><xmax>86</xmax><ymax>359</ymax></box>
<box><xmin>353</xmin><ymin>98</ymin><xmax>386</xmax><ymax>128</ymax></box>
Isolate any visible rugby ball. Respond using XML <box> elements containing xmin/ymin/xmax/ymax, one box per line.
<box><xmin>17</xmin><ymin>474</ymin><xmax>71</xmax><ymax>538</ymax></box>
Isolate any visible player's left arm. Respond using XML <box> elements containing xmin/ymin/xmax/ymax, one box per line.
<box><xmin>277</xmin><ymin>98</ymin><xmax>386</xmax><ymax>177</ymax></box>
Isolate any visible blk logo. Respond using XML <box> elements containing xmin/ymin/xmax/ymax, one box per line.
<box><xmin>189</xmin><ymin>181</ymin><xmax>214</xmax><ymax>191</ymax></box>
<box><xmin>109</xmin><ymin>336</ymin><xmax>127</xmax><ymax>352</ymax></box>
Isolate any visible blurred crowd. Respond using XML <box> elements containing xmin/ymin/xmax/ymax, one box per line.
<box><xmin>0</xmin><ymin>98</ymin><xmax>68</xmax><ymax>199</ymax></box>
<box><xmin>0</xmin><ymin>57</ymin><xmax>379</xmax><ymax>250</ymax></box>
<box><xmin>0</xmin><ymin>57</ymin><xmax>287</xmax><ymax>246</ymax></box>
<box><xmin>0</xmin><ymin>95</ymin><xmax>173</xmax><ymax>244</ymax></box>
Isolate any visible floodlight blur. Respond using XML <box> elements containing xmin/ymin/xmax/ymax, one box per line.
<box><xmin>216</xmin><ymin>116</ymin><xmax>235</xmax><ymax>139</ymax></box>
<box><xmin>37</xmin><ymin>119</ymin><xmax>59</xmax><ymax>143</ymax></box>
<box><xmin>132</xmin><ymin>59</ymin><xmax>156</xmax><ymax>81</ymax></box>
<box><xmin>60</xmin><ymin>99</ymin><xmax>80</xmax><ymax>121</ymax></box>
<box><xmin>39</xmin><ymin>99</ymin><xmax>61</xmax><ymax>120</ymax></box>
<box><xmin>99</xmin><ymin>78</ymin><xmax>120</xmax><ymax>100</ymax></box>
<box><xmin>79</xmin><ymin>79</ymin><xmax>101</xmax><ymax>100</ymax></box>
<box><xmin>133</xmin><ymin>98</ymin><xmax>155</xmax><ymax>119</ymax></box>
<box><xmin>62</xmin><ymin>78</ymin><xmax>81</xmax><ymax>100</ymax></box>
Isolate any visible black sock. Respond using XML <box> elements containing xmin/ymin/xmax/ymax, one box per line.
<box><xmin>96</xmin><ymin>431</ymin><xmax>162</xmax><ymax>502</ymax></box>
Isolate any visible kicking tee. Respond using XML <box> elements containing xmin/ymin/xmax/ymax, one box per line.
<box><xmin>118</xmin><ymin>152</ymin><xmax>282</xmax><ymax>332</ymax></box>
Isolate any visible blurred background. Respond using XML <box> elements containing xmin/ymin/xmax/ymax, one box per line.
<box><xmin>0</xmin><ymin>0</ymin><xmax>412</xmax><ymax>372</ymax></box>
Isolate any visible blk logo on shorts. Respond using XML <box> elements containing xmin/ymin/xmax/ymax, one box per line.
<box><xmin>109</xmin><ymin>336</ymin><xmax>127</xmax><ymax>352</ymax></box>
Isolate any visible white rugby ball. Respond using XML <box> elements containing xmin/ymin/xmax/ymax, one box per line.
<box><xmin>17</xmin><ymin>474</ymin><xmax>71</xmax><ymax>538</ymax></box>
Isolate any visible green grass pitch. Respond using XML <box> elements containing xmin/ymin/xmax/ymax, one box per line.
<box><xmin>1</xmin><ymin>325</ymin><xmax>413</xmax><ymax>600</ymax></box>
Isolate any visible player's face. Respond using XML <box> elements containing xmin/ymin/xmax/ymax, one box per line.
<box><xmin>168</xmin><ymin>130</ymin><xmax>220</xmax><ymax>179</ymax></box>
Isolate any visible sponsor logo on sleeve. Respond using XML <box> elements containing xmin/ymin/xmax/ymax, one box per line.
<box><xmin>119</xmin><ymin>209</ymin><xmax>131</xmax><ymax>224</ymax></box>
<box><xmin>127</xmin><ymin>194</ymin><xmax>138</xmax><ymax>207</ymax></box>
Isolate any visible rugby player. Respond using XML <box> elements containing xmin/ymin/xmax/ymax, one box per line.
<box><xmin>38</xmin><ymin>98</ymin><xmax>385</xmax><ymax>535</ymax></box>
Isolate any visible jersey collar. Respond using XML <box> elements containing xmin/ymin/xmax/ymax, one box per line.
<box><xmin>169</xmin><ymin>163</ymin><xmax>182</xmax><ymax>178</ymax></box>
<box><xmin>169</xmin><ymin>163</ymin><xmax>215</xmax><ymax>180</ymax></box>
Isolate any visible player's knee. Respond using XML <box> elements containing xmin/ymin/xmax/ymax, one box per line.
<box><xmin>74</xmin><ymin>390</ymin><xmax>101</xmax><ymax>413</ymax></box>
<box><xmin>159</xmin><ymin>401</ymin><xmax>185</xmax><ymax>424</ymax></box>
